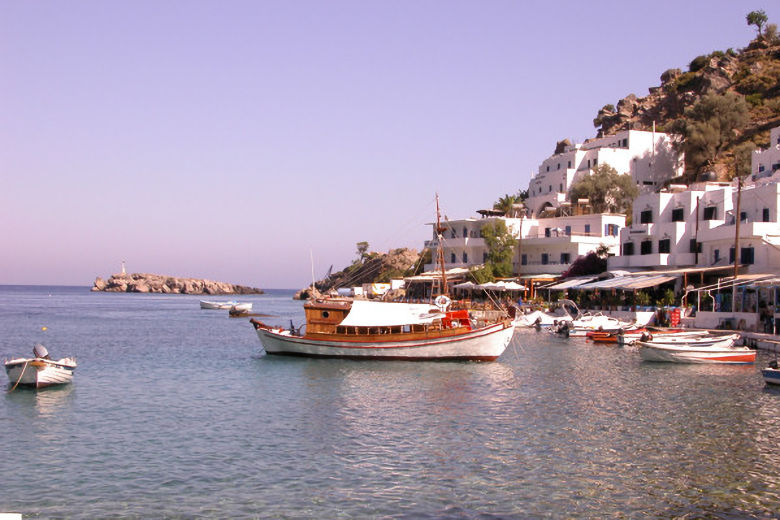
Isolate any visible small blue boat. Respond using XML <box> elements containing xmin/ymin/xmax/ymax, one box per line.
<box><xmin>762</xmin><ymin>361</ymin><xmax>780</xmax><ymax>386</ymax></box>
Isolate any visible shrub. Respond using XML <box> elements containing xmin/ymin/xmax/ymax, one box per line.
<box><xmin>689</xmin><ymin>55</ymin><xmax>709</xmax><ymax>72</ymax></box>
<box><xmin>745</xmin><ymin>93</ymin><xmax>764</xmax><ymax>106</ymax></box>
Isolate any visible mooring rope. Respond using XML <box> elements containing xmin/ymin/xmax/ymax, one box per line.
<box><xmin>8</xmin><ymin>360</ymin><xmax>30</xmax><ymax>392</ymax></box>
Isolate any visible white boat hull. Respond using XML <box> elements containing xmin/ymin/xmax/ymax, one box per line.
<box><xmin>638</xmin><ymin>342</ymin><xmax>755</xmax><ymax>364</ymax></box>
<box><xmin>255</xmin><ymin>323</ymin><xmax>515</xmax><ymax>361</ymax></box>
<box><xmin>5</xmin><ymin>358</ymin><xmax>77</xmax><ymax>388</ymax></box>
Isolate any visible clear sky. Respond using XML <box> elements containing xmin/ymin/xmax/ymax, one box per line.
<box><xmin>1</xmin><ymin>1</ymin><xmax>777</xmax><ymax>289</ymax></box>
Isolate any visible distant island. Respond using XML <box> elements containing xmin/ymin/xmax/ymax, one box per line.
<box><xmin>92</xmin><ymin>272</ymin><xmax>264</xmax><ymax>295</ymax></box>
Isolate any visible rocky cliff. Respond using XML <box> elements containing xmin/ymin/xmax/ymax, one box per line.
<box><xmin>294</xmin><ymin>248</ymin><xmax>424</xmax><ymax>299</ymax></box>
<box><xmin>92</xmin><ymin>273</ymin><xmax>264</xmax><ymax>294</ymax></box>
<box><xmin>592</xmin><ymin>35</ymin><xmax>779</xmax><ymax>178</ymax></box>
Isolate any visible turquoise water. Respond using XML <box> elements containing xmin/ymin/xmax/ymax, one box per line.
<box><xmin>1</xmin><ymin>286</ymin><xmax>779</xmax><ymax>519</ymax></box>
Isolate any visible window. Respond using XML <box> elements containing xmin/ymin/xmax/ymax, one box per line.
<box><xmin>659</xmin><ymin>239</ymin><xmax>670</xmax><ymax>253</ymax></box>
<box><xmin>593</xmin><ymin>158</ymin><xmax>598</xmax><ymax>166</ymax></box>
<box><xmin>623</xmin><ymin>242</ymin><xmax>634</xmax><ymax>256</ymax></box>
<box><xmin>557</xmin><ymin>163</ymin><xmax>560</xmax><ymax>170</ymax></box>
<box><xmin>703</xmin><ymin>206</ymin><xmax>717</xmax><ymax>220</ymax></box>
<box><xmin>641</xmin><ymin>240</ymin><xmax>652</xmax><ymax>255</ymax></box>
<box><xmin>622</xmin><ymin>138</ymin><xmax>628</xmax><ymax>147</ymax></box>
<box><xmin>483</xmin><ymin>252</ymin><xmax>488</xmax><ymax>263</ymax></box>
<box><xmin>640</xmin><ymin>210</ymin><xmax>653</xmax><ymax>224</ymax></box>
<box><xmin>560</xmin><ymin>253</ymin><xmax>571</xmax><ymax>264</ymax></box>
<box><xmin>545</xmin><ymin>228</ymin><xmax>551</xmax><ymax>237</ymax></box>
<box><xmin>521</xmin><ymin>254</ymin><xmax>527</xmax><ymax>265</ymax></box>
<box><xmin>546</xmin><ymin>165</ymin><xmax>550</xmax><ymax>172</ymax></box>
<box><xmin>587</xmin><ymin>159</ymin><xmax>591</xmax><ymax>168</ymax></box>
<box><xmin>714</xmin><ymin>249</ymin><xmax>720</xmax><ymax>262</ymax></box>
<box><xmin>548</xmin><ymin>185</ymin><xmax>552</xmax><ymax>193</ymax></box>
<box><xmin>740</xmin><ymin>211</ymin><xmax>747</xmax><ymax>222</ymax></box>
<box><xmin>541</xmin><ymin>253</ymin><xmax>549</xmax><ymax>265</ymax></box>
<box><xmin>559</xmin><ymin>183</ymin><xmax>563</xmax><ymax>192</ymax></box>
<box><xmin>741</xmin><ymin>247</ymin><xmax>755</xmax><ymax>265</ymax></box>
<box><xmin>568</xmin><ymin>160</ymin><xmax>572</xmax><ymax>168</ymax></box>
<box><xmin>690</xmin><ymin>239</ymin><xmax>701</xmax><ymax>253</ymax></box>
<box><xmin>605</xmin><ymin>223</ymin><xmax>619</xmax><ymax>236</ymax></box>
<box><xmin>763</xmin><ymin>208</ymin><xmax>770</xmax><ymax>222</ymax></box>
<box><xmin>463</xmin><ymin>227</ymin><xmax>468</xmax><ymax>238</ymax></box>
<box><xmin>759</xmin><ymin>164</ymin><xmax>765</xmax><ymax>172</ymax></box>
<box><xmin>462</xmin><ymin>252</ymin><xmax>468</xmax><ymax>263</ymax></box>
<box><xmin>729</xmin><ymin>247</ymin><xmax>735</xmax><ymax>263</ymax></box>
<box><xmin>672</xmin><ymin>208</ymin><xmax>684</xmax><ymax>222</ymax></box>
<box><xmin>584</xmin><ymin>224</ymin><xmax>591</xmax><ymax>234</ymax></box>
<box><xmin>450</xmin><ymin>253</ymin><xmax>456</xmax><ymax>264</ymax></box>
<box><xmin>565</xmin><ymin>225</ymin><xmax>571</xmax><ymax>236</ymax></box>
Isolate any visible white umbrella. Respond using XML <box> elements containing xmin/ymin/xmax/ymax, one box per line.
<box><xmin>453</xmin><ymin>281</ymin><xmax>477</xmax><ymax>290</ymax></box>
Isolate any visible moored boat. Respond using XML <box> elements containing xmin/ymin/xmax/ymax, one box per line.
<box><xmin>637</xmin><ymin>337</ymin><xmax>755</xmax><ymax>364</ymax></box>
<box><xmin>762</xmin><ymin>360</ymin><xmax>780</xmax><ymax>385</ymax></box>
<box><xmin>4</xmin><ymin>344</ymin><xmax>77</xmax><ymax>389</ymax></box>
<box><xmin>251</xmin><ymin>298</ymin><xmax>514</xmax><ymax>361</ymax></box>
<box><xmin>200</xmin><ymin>300</ymin><xmax>252</xmax><ymax>311</ymax></box>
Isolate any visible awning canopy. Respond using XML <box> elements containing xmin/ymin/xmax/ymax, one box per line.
<box><xmin>542</xmin><ymin>276</ymin><xmax>598</xmax><ymax>290</ymax></box>
<box><xmin>338</xmin><ymin>300</ymin><xmax>443</xmax><ymax>327</ymax></box>
<box><xmin>572</xmin><ymin>274</ymin><xmax>678</xmax><ymax>290</ymax></box>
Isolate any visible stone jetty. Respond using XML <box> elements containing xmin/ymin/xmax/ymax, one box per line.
<box><xmin>92</xmin><ymin>273</ymin><xmax>264</xmax><ymax>295</ymax></box>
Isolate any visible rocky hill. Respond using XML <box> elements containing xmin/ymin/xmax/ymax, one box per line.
<box><xmin>92</xmin><ymin>273</ymin><xmax>264</xmax><ymax>294</ymax></box>
<box><xmin>294</xmin><ymin>248</ymin><xmax>424</xmax><ymax>299</ymax></box>
<box><xmin>592</xmin><ymin>33</ymin><xmax>779</xmax><ymax>180</ymax></box>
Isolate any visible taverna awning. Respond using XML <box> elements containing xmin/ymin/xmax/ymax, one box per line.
<box><xmin>338</xmin><ymin>300</ymin><xmax>443</xmax><ymax>327</ymax></box>
<box><xmin>572</xmin><ymin>274</ymin><xmax>679</xmax><ymax>290</ymax></box>
<box><xmin>542</xmin><ymin>276</ymin><xmax>598</xmax><ymax>290</ymax></box>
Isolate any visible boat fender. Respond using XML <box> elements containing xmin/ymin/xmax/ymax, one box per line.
<box><xmin>640</xmin><ymin>332</ymin><xmax>652</xmax><ymax>342</ymax></box>
<box><xmin>434</xmin><ymin>295</ymin><xmax>452</xmax><ymax>311</ymax></box>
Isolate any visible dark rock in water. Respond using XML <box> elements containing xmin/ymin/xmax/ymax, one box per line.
<box><xmin>92</xmin><ymin>273</ymin><xmax>263</xmax><ymax>295</ymax></box>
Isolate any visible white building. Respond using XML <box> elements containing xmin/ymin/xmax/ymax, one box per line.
<box><xmin>609</xmin><ymin>181</ymin><xmax>780</xmax><ymax>274</ymax></box>
<box><xmin>752</xmin><ymin>126</ymin><xmax>780</xmax><ymax>181</ymax></box>
<box><xmin>425</xmin><ymin>210</ymin><xmax>625</xmax><ymax>276</ymax></box>
<box><xmin>524</xmin><ymin>129</ymin><xmax>683</xmax><ymax>217</ymax></box>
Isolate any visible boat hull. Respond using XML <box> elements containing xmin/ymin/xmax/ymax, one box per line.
<box><xmin>638</xmin><ymin>343</ymin><xmax>755</xmax><ymax>364</ymax></box>
<box><xmin>762</xmin><ymin>368</ymin><xmax>780</xmax><ymax>385</ymax></box>
<box><xmin>5</xmin><ymin>358</ymin><xmax>77</xmax><ymax>388</ymax></box>
<box><xmin>255</xmin><ymin>322</ymin><xmax>515</xmax><ymax>361</ymax></box>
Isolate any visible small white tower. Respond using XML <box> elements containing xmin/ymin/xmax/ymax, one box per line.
<box><xmin>121</xmin><ymin>260</ymin><xmax>126</xmax><ymax>275</ymax></box>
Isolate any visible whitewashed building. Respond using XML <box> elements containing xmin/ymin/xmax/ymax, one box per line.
<box><xmin>524</xmin><ymin>129</ymin><xmax>683</xmax><ymax>217</ymax></box>
<box><xmin>425</xmin><ymin>210</ymin><xmax>625</xmax><ymax>276</ymax></box>
<box><xmin>752</xmin><ymin>126</ymin><xmax>780</xmax><ymax>181</ymax></box>
<box><xmin>608</xmin><ymin>181</ymin><xmax>780</xmax><ymax>274</ymax></box>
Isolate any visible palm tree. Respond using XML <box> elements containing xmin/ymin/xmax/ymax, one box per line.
<box><xmin>493</xmin><ymin>194</ymin><xmax>520</xmax><ymax>216</ymax></box>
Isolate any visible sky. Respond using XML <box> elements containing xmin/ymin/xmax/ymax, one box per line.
<box><xmin>1</xmin><ymin>1</ymin><xmax>778</xmax><ymax>289</ymax></box>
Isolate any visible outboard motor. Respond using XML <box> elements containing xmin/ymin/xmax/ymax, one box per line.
<box><xmin>33</xmin><ymin>343</ymin><xmax>50</xmax><ymax>359</ymax></box>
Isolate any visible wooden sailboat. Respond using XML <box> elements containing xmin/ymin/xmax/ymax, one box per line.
<box><xmin>250</xmin><ymin>196</ymin><xmax>515</xmax><ymax>360</ymax></box>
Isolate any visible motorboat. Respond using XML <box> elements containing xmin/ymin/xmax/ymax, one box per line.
<box><xmin>513</xmin><ymin>308</ymin><xmax>572</xmax><ymax>329</ymax></box>
<box><xmin>200</xmin><ymin>300</ymin><xmax>252</xmax><ymax>311</ymax></box>
<box><xmin>5</xmin><ymin>344</ymin><xmax>77</xmax><ymax>389</ymax></box>
<box><xmin>637</xmin><ymin>334</ymin><xmax>755</xmax><ymax>364</ymax></box>
<box><xmin>762</xmin><ymin>361</ymin><xmax>780</xmax><ymax>385</ymax></box>
<box><xmin>251</xmin><ymin>298</ymin><xmax>514</xmax><ymax>361</ymax></box>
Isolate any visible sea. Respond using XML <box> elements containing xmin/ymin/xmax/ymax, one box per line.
<box><xmin>1</xmin><ymin>285</ymin><xmax>779</xmax><ymax>520</ymax></box>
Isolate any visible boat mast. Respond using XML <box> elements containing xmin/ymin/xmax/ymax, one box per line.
<box><xmin>435</xmin><ymin>193</ymin><xmax>449</xmax><ymax>297</ymax></box>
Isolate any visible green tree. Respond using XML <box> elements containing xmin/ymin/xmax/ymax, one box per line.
<box><xmin>355</xmin><ymin>241</ymin><xmax>369</xmax><ymax>263</ymax></box>
<box><xmin>480</xmin><ymin>220</ymin><xmax>517</xmax><ymax>278</ymax></box>
<box><xmin>671</xmin><ymin>93</ymin><xmax>750</xmax><ymax>176</ymax></box>
<box><xmin>747</xmin><ymin>10</ymin><xmax>768</xmax><ymax>37</ymax></box>
<box><xmin>568</xmin><ymin>164</ymin><xmax>638</xmax><ymax>214</ymax></box>
<box><xmin>493</xmin><ymin>193</ymin><xmax>521</xmax><ymax>216</ymax></box>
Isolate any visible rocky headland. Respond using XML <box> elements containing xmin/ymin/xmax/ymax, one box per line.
<box><xmin>294</xmin><ymin>247</ymin><xmax>423</xmax><ymax>299</ymax></box>
<box><xmin>92</xmin><ymin>273</ymin><xmax>264</xmax><ymax>295</ymax></box>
